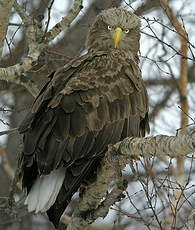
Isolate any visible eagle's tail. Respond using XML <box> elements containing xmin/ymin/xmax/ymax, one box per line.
<box><xmin>24</xmin><ymin>168</ymin><xmax>66</xmax><ymax>213</ymax></box>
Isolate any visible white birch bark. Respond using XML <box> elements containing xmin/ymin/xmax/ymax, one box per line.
<box><xmin>0</xmin><ymin>0</ymin><xmax>83</xmax><ymax>97</ymax></box>
<box><xmin>67</xmin><ymin>132</ymin><xmax>195</xmax><ymax>230</ymax></box>
<box><xmin>0</xmin><ymin>0</ymin><xmax>15</xmax><ymax>56</ymax></box>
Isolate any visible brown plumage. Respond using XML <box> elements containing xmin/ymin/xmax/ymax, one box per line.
<box><xmin>18</xmin><ymin>8</ymin><xmax>149</xmax><ymax>228</ymax></box>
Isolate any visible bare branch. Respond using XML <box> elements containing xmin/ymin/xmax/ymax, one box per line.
<box><xmin>0</xmin><ymin>1</ymin><xmax>43</xmax><ymax>97</ymax></box>
<box><xmin>45</xmin><ymin>0</ymin><xmax>83</xmax><ymax>44</ymax></box>
<box><xmin>0</xmin><ymin>65</ymin><xmax>40</xmax><ymax>97</ymax></box>
<box><xmin>13</xmin><ymin>1</ymin><xmax>29</xmax><ymax>24</ymax></box>
<box><xmin>0</xmin><ymin>1</ymin><xmax>85</xmax><ymax>97</ymax></box>
<box><xmin>0</xmin><ymin>147</ymin><xmax>22</xmax><ymax>191</ymax></box>
<box><xmin>183</xmin><ymin>210</ymin><xmax>195</xmax><ymax>230</ymax></box>
<box><xmin>0</xmin><ymin>0</ymin><xmax>15</xmax><ymax>56</ymax></box>
<box><xmin>67</xmin><ymin>132</ymin><xmax>195</xmax><ymax>230</ymax></box>
<box><xmin>160</xmin><ymin>1</ymin><xmax>190</xmax><ymax>228</ymax></box>
<box><xmin>44</xmin><ymin>0</ymin><xmax>55</xmax><ymax>34</ymax></box>
<box><xmin>135</xmin><ymin>0</ymin><xmax>161</xmax><ymax>15</ymax></box>
<box><xmin>0</xmin><ymin>128</ymin><xmax>18</xmax><ymax>136</ymax></box>
<box><xmin>150</xmin><ymin>88</ymin><xmax>174</xmax><ymax>120</ymax></box>
<box><xmin>0</xmin><ymin>147</ymin><xmax>14</xmax><ymax>181</ymax></box>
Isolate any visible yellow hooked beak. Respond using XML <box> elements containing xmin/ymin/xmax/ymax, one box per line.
<box><xmin>113</xmin><ymin>27</ymin><xmax>122</xmax><ymax>48</ymax></box>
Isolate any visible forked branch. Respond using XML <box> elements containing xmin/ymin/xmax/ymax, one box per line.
<box><xmin>66</xmin><ymin>132</ymin><xmax>195</xmax><ymax>230</ymax></box>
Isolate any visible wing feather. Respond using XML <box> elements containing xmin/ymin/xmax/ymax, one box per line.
<box><xmin>53</xmin><ymin>109</ymin><xmax>70</xmax><ymax>140</ymax></box>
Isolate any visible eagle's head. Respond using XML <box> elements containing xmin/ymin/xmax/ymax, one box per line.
<box><xmin>87</xmin><ymin>8</ymin><xmax>141</xmax><ymax>54</ymax></box>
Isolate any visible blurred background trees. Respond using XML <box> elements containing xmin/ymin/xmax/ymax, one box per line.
<box><xmin>0</xmin><ymin>0</ymin><xmax>194</xmax><ymax>229</ymax></box>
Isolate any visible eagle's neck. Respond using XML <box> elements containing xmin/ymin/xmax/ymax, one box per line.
<box><xmin>89</xmin><ymin>48</ymin><xmax>139</xmax><ymax>63</ymax></box>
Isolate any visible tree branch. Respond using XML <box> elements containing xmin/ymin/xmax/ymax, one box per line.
<box><xmin>0</xmin><ymin>128</ymin><xmax>18</xmax><ymax>136</ymax></box>
<box><xmin>0</xmin><ymin>1</ymin><xmax>42</xmax><ymax>97</ymax></box>
<box><xmin>0</xmin><ymin>132</ymin><xmax>194</xmax><ymax>228</ymax></box>
<box><xmin>0</xmin><ymin>147</ymin><xmax>22</xmax><ymax>190</ymax></box>
<box><xmin>58</xmin><ymin>215</ymin><xmax>117</xmax><ymax>230</ymax></box>
<box><xmin>45</xmin><ymin>0</ymin><xmax>83</xmax><ymax>44</ymax></box>
<box><xmin>0</xmin><ymin>1</ymin><xmax>84</xmax><ymax>97</ymax></box>
<box><xmin>0</xmin><ymin>0</ymin><xmax>15</xmax><ymax>56</ymax></box>
<box><xmin>66</xmin><ymin>132</ymin><xmax>195</xmax><ymax>230</ymax></box>
<box><xmin>160</xmin><ymin>1</ymin><xmax>190</xmax><ymax>228</ymax></box>
<box><xmin>183</xmin><ymin>210</ymin><xmax>195</xmax><ymax>230</ymax></box>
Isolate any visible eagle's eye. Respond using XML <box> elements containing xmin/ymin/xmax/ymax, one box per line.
<box><xmin>107</xmin><ymin>25</ymin><xmax>112</xmax><ymax>30</ymax></box>
<box><xmin>124</xmin><ymin>29</ymin><xmax>129</xmax><ymax>34</ymax></box>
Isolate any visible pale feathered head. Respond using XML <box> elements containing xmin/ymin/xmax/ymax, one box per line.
<box><xmin>87</xmin><ymin>8</ymin><xmax>141</xmax><ymax>54</ymax></box>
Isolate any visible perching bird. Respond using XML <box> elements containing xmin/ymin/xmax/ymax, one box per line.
<box><xmin>18</xmin><ymin>8</ymin><xmax>149</xmax><ymax>228</ymax></box>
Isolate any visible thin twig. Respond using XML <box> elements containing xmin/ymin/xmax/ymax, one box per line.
<box><xmin>45</xmin><ymin>0</ymin><xmax>83</xmax><ymax>43</ymax></box>
<box><xmin>44</xmin><ymin>0</ymin><xmax>55</xmax><ymax>34</ymax></box>
<box><xmin>0</xmin><ymin>128</ymin><xmax>18</xmax><ymax>136</ymax></box>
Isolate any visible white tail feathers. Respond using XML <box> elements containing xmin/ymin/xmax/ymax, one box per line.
<box><xmin>25</xmin><ymin>168</ymin><xmax>66</xmax><ymax>213</ymax></box>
